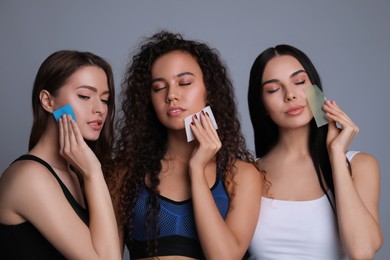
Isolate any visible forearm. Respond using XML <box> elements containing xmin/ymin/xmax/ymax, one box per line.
<box><xmin>190</xmin><ymin>169</ymin><xmax>246</xmax><ymax>260</ymax></box>
<box><xmin>330</xmin><ymin>152</ymin><xmax>382</xmax><ymax>258</ymax></box>
<box><xmin>84</xmin><ymin>171</ymin><xmax>121</xmax><ymax>260</ymax></box>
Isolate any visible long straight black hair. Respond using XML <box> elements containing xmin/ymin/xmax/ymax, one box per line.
<box><xmin>247</xmin><ymin>44</ymin><xmax>334</xmax><ymax>208</ymax></box>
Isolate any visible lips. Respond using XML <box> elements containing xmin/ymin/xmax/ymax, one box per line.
<box><xmin>285</xmin><ymin>105</ymin><xmax>304</xmax><ymax>116</ymax></box>
<box><xmin>167</xmin><ymin>106</ymin><xmax>186</xmax><ymax>116</ymax></box>
<box><xmin>88</xmin><ymin>119</ymin><xmax>103</xmax><ymax>131</ymax></box>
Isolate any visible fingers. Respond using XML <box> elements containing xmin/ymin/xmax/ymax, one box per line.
<box><xmin>200</xmin><ymin>111</ymin><xmax>220</xmax><ymax>142</ymax></box>
<box><xmin>58</xmin><ymin>115</ymin><xmax>84</xmax><ymax>156</ymax></box>
<box><xmin>324</xmin><ymin>100</ymin><xmax>359</xmax><ymax>151</ymax></box>
<box><xmin>58</xmin><ymin>116</ymin><xmax>65</xmax><ymax>154</ymax></box>
<box><xmin>190</xmin><ymin>112</ymin><xmax>221</xmax><ymax>157</ymax></box>
<box><xmin>69</xmin><ymin>117</ymin><xmax>84</xmax><ymax>144</ymax></box>
<box><xmin>191</xmin><ymin>112</ymin><xmax>221</xmax><ymax>147</ymax></box>
<box><xmin>323</xmin><ymin>100</ymin><xmax>359</xmax><ymax>133</ymax></box>
<box><xmin>66</xmin><ymin>115</ymin><xmax>78</xmax><ymax>146</ymax></box>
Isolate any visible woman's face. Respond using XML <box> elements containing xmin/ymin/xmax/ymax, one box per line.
<box><xmin>261</xmin><ymin>55</ymin><xmax>313</xmax><ymax>130</ymax></box>
<box><xmin>53</xmin><ymin>65</ymin><xmax>109</xmax><ymax>141</ymax></box>
<box><xmin>150</xmin><ymin>51</ymin><xmax>207</xmax><ymax>130</ymax></box>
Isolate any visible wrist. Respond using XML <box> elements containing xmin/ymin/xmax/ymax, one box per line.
<box><xmin>80</xmin><ymin>165</ymin><xmax>103</xmax><ymax>180</ymax></box>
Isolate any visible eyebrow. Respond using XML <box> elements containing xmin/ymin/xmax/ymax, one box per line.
<box><xmin>290</xmin><ymin>69</ymin><xmax>306</xmax><ymax>78</ymax></box>
<box><xmin>262</xmin><ymin>69</ymin><xmax>307</xmax><ymax>87</ymax></box>
<box><xmin>77</xmin><ymin>85</ymin><xmax>110</xmax><ymax>95</ymax></box>
<box><xmin>151</xmin><ymin>72</ymin><xmax>195</xmax><ymax>83</ymax></box>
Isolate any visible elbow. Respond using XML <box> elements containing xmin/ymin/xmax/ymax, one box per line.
<box><xmin>348</xmin><ymin>238</ymin><xmax>383</xmax><ymax>260</ymax></box>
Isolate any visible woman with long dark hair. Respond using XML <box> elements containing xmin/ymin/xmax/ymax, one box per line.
<box><xmin>247</xmin><ymin>44</ymin><xmax>382</xmax><ymax>259</ymax></box>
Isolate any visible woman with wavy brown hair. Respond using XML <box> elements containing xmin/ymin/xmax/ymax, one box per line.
<box><xmin>0</xmin><ymin>50</ymin><xmax>121</xmax><ymax>259</ymax></box>
<box><xmin>108</xmin><ymin>31</ymin><xmax>262</xmax><ymax>259</ymax></box>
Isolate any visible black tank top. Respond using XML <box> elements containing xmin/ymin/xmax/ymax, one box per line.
<box><xmin>0</xmin><ymin>154</ymin><xmax>89</xmax><ymax>259</ymax></box>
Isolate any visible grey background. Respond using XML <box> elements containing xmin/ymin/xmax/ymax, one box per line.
<box><xmin>1</xmin><ymin>1</ymin><xmax>389</xmax><ymax>259</ymax></box>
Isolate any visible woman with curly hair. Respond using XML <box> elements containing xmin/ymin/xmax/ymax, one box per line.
<box><xmin>108</xmin><ymin>31</ymin><xmax>262</xmax><ymax>259</ymax></box>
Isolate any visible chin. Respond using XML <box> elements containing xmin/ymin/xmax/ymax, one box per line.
<box><xmin>82</xmin><ymin>133</ymin><xmax>101</xmax><ymax>142</ymax></box>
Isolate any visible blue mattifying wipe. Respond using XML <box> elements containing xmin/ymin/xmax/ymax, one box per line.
<box><xmin>53</xmin><ymin>104</ymin><xmax>76</xmax><ymax>122</ymax></box>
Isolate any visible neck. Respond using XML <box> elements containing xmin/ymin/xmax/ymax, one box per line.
<box><xmin>165</xmin><ymin>129</ymin><xmax>197</xmax><ymax>163</ymax></box>
<box><xmin>272</xmin><ymin>125</ymin><xmax>311</xmax><ymax>160</ymax></box>
<box><xmin>29</xmin><ymin>120</ymin><xmax>68</xmax><ymax>171</ymax></box>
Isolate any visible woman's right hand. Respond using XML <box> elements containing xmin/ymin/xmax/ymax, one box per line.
<box><xmin>58</xmin><ymin>114</ymin><xmax>101</xmax><ymax>178</ymax></box>
<box><xmin>188</xmin><ymin>111</ymin><xmax>221</xmax><ymax>171</ymax></box>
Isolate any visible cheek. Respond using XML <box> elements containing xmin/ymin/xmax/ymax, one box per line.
<box><xmin>189</xmin><ymin>88</ymin><xmax>207</xmax><ymax>107</ymax></box>
<box><xmin>67</xmin><ymin>100</ymin><xmax>86</xmax><ymax>121</ymax></box>
<box><xmin>298</xmin><ymin>88</ymin><xmax>308</xmax><ymax>99</ymax></box>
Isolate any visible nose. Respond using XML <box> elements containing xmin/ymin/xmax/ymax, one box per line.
<box><xmin>93</xmin><ymin>99</ymin><xmax>107</xmax><ymax>116</ymax></box>
<box><xmin>165</xmin><ymin>85</ymin><xmax>179</xmax><ymax>104</ymax></box>
<box><xmin>284</xmin><ymin>86</ymin><xmax>297</xmax><ymax>102</ymax></box>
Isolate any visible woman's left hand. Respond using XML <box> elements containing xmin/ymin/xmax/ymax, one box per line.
<box><xmin>188</xmin><ymin>111</ymin><xmax>222</xmax><ymax>171</ymax></box>
<box><xmin>323</xmin><ymin>100</ymin><xmax>359</xmax><ymax>154</ymax></box>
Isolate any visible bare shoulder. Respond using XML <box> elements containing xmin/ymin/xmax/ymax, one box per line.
<box><xmin>1</xmin><ymin>159</ymin><xmax>55</xmax><ymax>186</ymax></box>
<box><xmin>0</xmin><ymin>159</ymin><xmax>59</xmax><ymax>205</ymax></box>
<box><xmin>226</xmin><ymin>159</ymin><xmax>262</xmax><ymax>207</ymax></box>
<box><xmin>231</xmin><ymin>159</ymin><xmax>263</xmax><ymax>183</ymax></box>
<box><xmin>350</xmin><ymin>152</ymin><xmax>380</xmax><ymax>178</ymax></box>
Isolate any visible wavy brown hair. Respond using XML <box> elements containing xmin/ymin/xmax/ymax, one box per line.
<box><xmin>108</xmin><ymin>30</ymin><xmax>253</xmax><ymax>256</ymax></box>
<box><xmin>29</xmin><ymin>50</ymin><xmax>115</xmax><ymax>170</ymax></box>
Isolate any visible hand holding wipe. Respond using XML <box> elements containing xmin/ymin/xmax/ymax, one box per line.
<box><xmin>184</xmin><ymin>106</ymin><xmax>218</xmax><ymax>142</ymax></box>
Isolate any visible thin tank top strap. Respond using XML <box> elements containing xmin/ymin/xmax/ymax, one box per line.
<box><xmin>13</xmin><ymin>154</ymin><xmax>89</xmax><ymax>225</ymax></box>
<box><xmin>345</xmin><ymin>151</ymin><xmax>360</xmax><ymax>176</ymax></box>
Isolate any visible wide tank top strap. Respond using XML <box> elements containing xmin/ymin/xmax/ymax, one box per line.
<box><xmin>13</xmin><ymin>154</ymin><xmax>89</xmax><ymax>225</ymax></box>
<box><xmin>13</xmin><ymin>154</ymin><xmax>64</xmax><ymax>184</ymax></box>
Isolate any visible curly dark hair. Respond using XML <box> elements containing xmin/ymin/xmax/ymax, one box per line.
<box><xmin>108</xmin><ymin>30</ymin><xmax>253</xmax><ymax>256</ymax></box>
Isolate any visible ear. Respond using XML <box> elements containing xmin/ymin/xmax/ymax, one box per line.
<box><xmin>39</xmin><ymin>90</ymin><xmax>55</xmax><ymax>113</ymax></box>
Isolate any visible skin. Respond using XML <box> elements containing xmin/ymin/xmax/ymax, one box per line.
<box><xmin>0</xmin><ymin>66</ymin><xmax>121</xmax><ymax>260</ymax></box>
<box><xmin>129</xmin><ymin>51</ymin><xmax>262</xmax><ymax>260</ymax></box>
<box><xmin>52</xmin><ymin>66</ymin><xmax>110</xmax><ymax>141</ymax></box>
<box><xmin>258</xmin><ymin>55</ymin><xmax>382</xmax><ymax>259</ymax></box>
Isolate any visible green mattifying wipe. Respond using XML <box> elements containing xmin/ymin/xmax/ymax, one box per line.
<box><xmin>304</xmin><ymin>85</ymin><xmax>328</xmax><ymax>127</ymax></box>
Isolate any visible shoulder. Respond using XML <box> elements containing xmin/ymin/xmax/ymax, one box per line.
<box><xmin>349</xmin><ymin>151</ymin><xmax>379</xmax><ymax>170</ymax></box>
<box><xmin>0</xmin><ymin>159</ymin><xmax>60</xmax><ymax>206</ymax></box>
<box><xmin>233</xmin><ymin>159</ymin><xmax>261</xmax><ymax>174</ymax></box>
<box><xmin>225</xmin><ymin>159</ymin><xmax>262</xmax><ymax>208</ymax></box>
<box><xmin>348</xmin><ymin>151</ymin><xmax>380</xmax><ymax>179</ymax></box>
<box><xmin>1</xmin><ymin>159</ymin><xmax>56</xmax><ymax>186</ymax></box>
<box><xmin>229</xmin><ymin>159</ymin><xmax>263</xmax><ymax>186</ymax></box>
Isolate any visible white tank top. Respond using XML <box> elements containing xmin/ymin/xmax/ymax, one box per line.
<box><xmin>248</xmin><ymin>151</ymin><xmax>359</xmax><ymax>259</ymax></box>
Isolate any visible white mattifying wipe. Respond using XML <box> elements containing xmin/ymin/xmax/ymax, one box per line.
<box><xmin>184</xmin><ymin>106</ymin><xmax>218</xmax><ymax>142</ymax></box>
